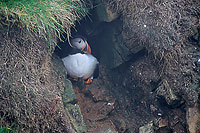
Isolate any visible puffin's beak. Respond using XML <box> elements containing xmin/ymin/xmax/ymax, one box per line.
<box><xmin>84</xmin><ymin>41</ymin><xmax>91</xmax><ymax>54</ymax></box>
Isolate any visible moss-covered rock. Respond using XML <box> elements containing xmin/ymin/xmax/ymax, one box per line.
<box><xmin>65</xmin><ymin>104</ymin><xmax>87</xmax><ymax>133</ymax></box>
<box><xmin>139</xmin><ymin>122</ymin><xmax>155</xmax><ymax>133</ymax></box>
<box><xmin>94</xmin><ymin>0</ymin><xmax>118</xmax><ymax>22</ymax></box>
<box><xmin>93</xmin><ymin>19</ymin><xmax>132</xmax><ymax>68</ymax></box>
<box><xmin>62</xmin><ymin>79</ymin><xmax>77</xmax><ymax>105</ymax></box>
<box><xmin>53</xmin><ymin>54</ymin><xmax>87</xmax><ymax>133</ymax></box>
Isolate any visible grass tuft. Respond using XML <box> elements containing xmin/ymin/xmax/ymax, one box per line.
<box><xmin>0</xmin><ymin>117</ymin><xmax>16</xmax><ymax>133</ymax></box>
<box><xmin>0</xmin><ymin>0</ymin><xmax>88</xmax><ymax>44</ymax></box>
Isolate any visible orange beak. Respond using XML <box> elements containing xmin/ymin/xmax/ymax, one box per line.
<box><xmin>85</xmin><ymin>41</ymin><xmax>91</xmax><ymax>54</ymax></box>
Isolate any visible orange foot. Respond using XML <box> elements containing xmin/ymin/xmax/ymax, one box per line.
<box><xmin>69</xmin><ymin>76</ymin><xmax>78</xmax><ymax>81</ymax></box>
<box><xmin>84</xmin><ymin>78</ymin><xmax>92</xmax><ymax>84</ymax></box>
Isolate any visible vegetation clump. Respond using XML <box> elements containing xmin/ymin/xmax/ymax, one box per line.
<box><xmin>0</xmin><ymin>0</ymin><xmax>88</xmax><ymax>44</ymax></box>
<box><xmin>0</xmin><ymin>0</ymin><xmax>89</xmax><ymax>132</ymax></box>
<box><xmin>0</xmin><ymin>117</ymin><xmax>17</xmax><ymax>133</ymax></box>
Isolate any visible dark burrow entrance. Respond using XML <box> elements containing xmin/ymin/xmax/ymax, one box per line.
<box><xmin>53</xmin><ymin>3</ymin><xmax>188</xmax><ymax>133</ymax></box>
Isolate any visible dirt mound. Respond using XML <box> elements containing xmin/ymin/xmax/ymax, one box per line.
<box><xmin>108</xmin><ymin>0</ymin><xmax>200</xmax><ymax>106</ymax></box>
<box><xmin>0</xmin><ymin>25</ymin><xmax>75</xmax><ymax>132</ymax></box>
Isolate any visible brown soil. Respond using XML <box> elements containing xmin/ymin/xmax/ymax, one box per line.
<box><xmin>73</xmin><ymin>55</ymin><xmax>188</xmax><ymax>132</ymax></box>
<box><xmin>72</xmin><ymin>65</ymin><xmax>116</xmax><ymax>132</ymax></box>
<box><xmin>73</xmin><ymin>85</ymin><xmax>116</xmax><ymax>132</ymax></box>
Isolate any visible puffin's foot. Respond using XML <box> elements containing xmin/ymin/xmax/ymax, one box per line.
<box><xmin>69</xmin><ymin>76</ymin><xmax>78</xmax><ymax>81</ymax></box>
<box><xmin>84</xmin><ymin>78</ymin><xmax>92</xmax><ymax>84</ymax></box>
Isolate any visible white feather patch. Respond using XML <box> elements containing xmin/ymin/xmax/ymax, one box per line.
<box><xmin>62</xmin><ymin>53</ymin><xmax>99</xmax><ymax>79</ymax></box>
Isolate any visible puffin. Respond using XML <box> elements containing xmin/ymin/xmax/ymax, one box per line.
<box><xmin>61</xmin><ymin>35</ymin><xmax>99</xmax><ymax>84</ymax></box>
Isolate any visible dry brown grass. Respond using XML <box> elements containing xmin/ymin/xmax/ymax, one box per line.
<box><xmin>0</xmin><ymin>0</ymin><xmax>90</xmax><ymax>131</ymax></box>
<box><xmin>108</xmin><ymin>0</ymin><xmax>200</xmax><ymax>105</ymax></box>
<box><xmin>0</xmin><ymin>27</ymin><xmax>76</xmax><ymax>132</ymax></box>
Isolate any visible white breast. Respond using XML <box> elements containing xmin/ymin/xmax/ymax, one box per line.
<box><xmin>62</xmin><ymin>53</ymin><xmax>99</xmax><ymax>79</ymax></box>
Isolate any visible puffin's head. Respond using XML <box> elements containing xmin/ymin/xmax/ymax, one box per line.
<box><xmin>70</xmin><ymin>36</ymin><xmax>91</xmax><ymax>54</ymax></box>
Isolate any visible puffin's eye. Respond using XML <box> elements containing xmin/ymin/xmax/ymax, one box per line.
<box><xmin>78</xmin><ymin>40</ymin><xmax>81</xmax><ymax>43</ymax></box>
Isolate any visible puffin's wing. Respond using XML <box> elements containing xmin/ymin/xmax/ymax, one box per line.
<box><xmin>82</xmin><ymin>54</ymin><xmax>99</xmax><ymax>79</ymax></box>
<box><xmin>93</xmin><ymin>63</ymin><xmax>99</xmax><ymax>79</ymax></box>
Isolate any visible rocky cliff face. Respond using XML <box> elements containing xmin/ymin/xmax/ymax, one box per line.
<box><xmin>5</xmin><ymin>0</ymin><xmax>198</xmax><ymax>132</ymax></box>
<box><xmin>65</xmin><ymin>0</ymin><xmax>200</xmax><ymax>132</ymax></box>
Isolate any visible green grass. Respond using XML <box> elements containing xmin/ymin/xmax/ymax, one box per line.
<box><xmin>0</xmin><ymin>118</ymin><xmax>16</xmax><ymax>133</ymax></box>
<box><xmin>0</xmin><ymin>0</ymin><xmax>88</xmax><ymax>44</ymax></box>
<box><xmin>0</xmin><ymin>126</ymin><xmax>13</xmax><ymax>133</ymax></box>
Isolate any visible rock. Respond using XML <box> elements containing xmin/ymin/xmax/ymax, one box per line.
<box><xmin>82</xmin><ymin>101</ymin><xmax>114</xmax><ymax>121</ymax></box>
<box><xmin>51</xmin><ymin>54</ymin><xmax>68</xmax><ymax>77</ymax></box>
<box><xmin>95</xmin><ymin>0</ymin><xmax>118</xmax><ymax>22</ymax></box>
<box><xmin>99</xmin><ymin>102</ymin><xmax>115</xmax><ymax>117</ymax></box>
<box><xmin>65</xmin><ymin>104</ymin><xmax>87</xmax><ymax>133</ymax></box>
<box><xmin>167</xmin><ymin>109</ymin><xmax>186</xmax><ymax>133</ymax></box>
<box><xmin>140</xmin><ymin>119</ymin><xmax>171</xmax><ymax>133</ymax></box>
<box><xmin>72</xmin><ymin>85</ymin><xmax>117</xmax><ymax>132</ymax></box>
<box><xmin>54</xmin><ymin>55</ymin><xmax>87</xmax><ymax>132</ymax></box>
<box><xmin>96</xmin><ymin>19</ymin><xmax>132</xmax><ymax>68</ymax></box>
<box><xmin>189</xmin><ymin>27</ymin><xmax>200</xmax><ymax>46</ymax></box>
<box><xmin>61</xmin><ymin>79</ymin><xmax>77</xmax><ymax>105</ymax></box>
<box><xmin>101</xmin><ymin>128</ymin><xmax>118</xmax><ymax>133</ymax></box>
<box><xmin>125</xmin><ymin>128</ymin><xmax>134</xmax><ymax>133</ymax></box>
<box><xmin>154</xmin><ymin>118</ymin><xmax>171</xmax><ymax>133</ymax></box>
<box><xmin>139</xmin><ymin>121</ymin><xmax>155</xmax><ymax>133</ymax></box>
<box><xmin>186</xmin><ymin>104</ymin><xmax>200</xmax><ymax>133</ymax></box>
<box><xmin>156</xmin><ymin>83</ymin><xmax>182</xmax><ymax>107</ymax></box>
<box><xmin>121</xmin><ymin>31</ymin><xmax>145</xmax><ymax>54</ymax></box>
<box><xmin>53</xmin><ymin>55</ymin><xmax>86</xmax><ymax>132</ymax></box>
<box><xmin>85</xmin><ymin>1</ymin><xmax>144</xmax><ymax>69</ymax></box>
<box><xmin>183</xmin><ymin>86</ymin><xmax>199</xmax><ymax>107</ymax></box>
<box><xmin>87</xmin><ymin>86</ymin><xmax>106</xmax><ymax>102</ymax></box>
<box><xmin>158</xmin><ymin>118</ymin><xmax>168</xmax><ymax>128</ymax></box>
<box><xmin>113</xmin><ymin>119</ymin><xmax>127</xmax><ymax>132</ymax></box>
<box><xmin>86</xmin><ymin>79</ymin><xmax>112</xmax><ymax>102</ymax></box>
